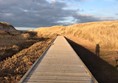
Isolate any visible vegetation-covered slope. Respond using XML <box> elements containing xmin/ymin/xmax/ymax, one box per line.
<box><xmin>34</xmin><ymin>21</ymin><xmax>118</xmax><ymax>67</ymax></box>
<box><xmin>35</xmin><ymin>21</ymin><xmax>118</xmax><ymax>49</ymax></box>
<box><xmin>0</xmin><ymin>22</ymin><xmax>54</xmax><ymax>82</ymax></box>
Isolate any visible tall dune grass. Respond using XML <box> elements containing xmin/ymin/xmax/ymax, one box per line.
<box><xmin>35</xmin><ymin>21</ymin><xmax>118</xmax><ymax>49</ymax></box>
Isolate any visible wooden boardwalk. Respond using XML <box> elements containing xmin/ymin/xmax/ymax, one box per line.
<box><xmin>19</xmin><ymin>36</ymin><xmax>98</xmax><ymax>83</ymax></box>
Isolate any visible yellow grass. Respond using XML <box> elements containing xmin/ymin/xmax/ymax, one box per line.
<box><xmin>35</xmin><ymin>21</ymin><xmax>118</xmax><ymax>50</ymax></box>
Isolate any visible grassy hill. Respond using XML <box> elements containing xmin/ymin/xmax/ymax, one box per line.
<box><xmin>34</xmin><ymin>21</ymin><xmax>118</xmax><ymax>66</ymax></box>
<box><xmin>0</xmin><ymin>22</ymin><xmax>53</xmax><ymax>82</ymax></box>
<box><xmin>0</xmin><ymin>22</ymin><xmax>45</xmax><ymax>61</ymax></box>
<box><xmin>0</xmin><ymin>22</ymin><xmax>19</xmax><ymax>35</ymax></box>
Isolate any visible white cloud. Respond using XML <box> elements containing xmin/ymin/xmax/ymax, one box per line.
<box><xmin>0</xmin><ymin>0</ymin><xmax>76</xmax><ymax>27</ymax></box>
<box><xmin>0</xmin><ymin>0</ymin><xmax>108</xmax><ymax>27</ymax></box>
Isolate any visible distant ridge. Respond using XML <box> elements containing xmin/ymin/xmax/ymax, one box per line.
<box><xmin>0</xmin><ymin>22</ymin><xmax>16</xmax><ymax>31</ymax></box>
<box><xmin>0</xmin><ymin>22</ymin><xmax>19</xmax><ymax>35</ymax></box>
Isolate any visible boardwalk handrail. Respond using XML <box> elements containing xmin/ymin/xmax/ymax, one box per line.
<box><xmin>19</xmin><ymin>37</ymin><xmax>56</xmax><ymax>83</ymax></box>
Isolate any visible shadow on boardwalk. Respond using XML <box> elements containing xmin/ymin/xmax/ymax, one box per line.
<box><xmin>66</xmin><ymin>38</ymin><xmax>118</xmax><ymax>83</ymax></box>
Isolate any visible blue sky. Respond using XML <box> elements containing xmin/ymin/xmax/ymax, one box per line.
<box><xmin>61</xmin><ymin>0</ymin><xmax>118</xmax><ymax>18</ymax></box>
<box><xmin>78</xmin><ymin>0</ymin><xmax>118</xmax><ymax>17</ymax></box>
<box><xmin>0</xmin><ymin>0</ymin><xmax>118</xmax><ymax>27</ymax></box>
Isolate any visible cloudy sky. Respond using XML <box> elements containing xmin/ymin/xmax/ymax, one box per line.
<box><xmin>0</xmin><ymin>0</ymin><xmax>118</xmax><ymax>27</ymax></box>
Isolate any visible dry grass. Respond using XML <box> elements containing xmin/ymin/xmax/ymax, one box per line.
<box><xmin>35</xmin><ymin>21</ymin><xmax>118</xmax><ymax>49</ymax></box>
<box><xmin>34</xmin><ymin>21</ymin><xmax>118</xmax><ymax>67</ymax></box>
<box><xmin>0</xmin><ymin>31</ymin><xmax>41</xmax><ymax>61</ymax></box>
<box><xmin>0</xmin><ymin>22</ymin><xmax>55</xmax><ymax>82</ymax></box>
<box><xmin>0</xmin><ymin>38</ymin><xmax>52</xmax><ymax>82</ymax></box>
<box><xmin>0</xmin><ymin>27</ymin><xmax>54</xmax><ymax>82</ymax></box>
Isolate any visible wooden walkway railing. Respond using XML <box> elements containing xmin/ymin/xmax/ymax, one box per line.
<box><xmin>19</xmin><ymin>36</ymin><xmax>98</xmax><ymax>83</ymax></box>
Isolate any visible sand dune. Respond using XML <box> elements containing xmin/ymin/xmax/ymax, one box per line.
<box><xmin>35</xmin><ymin>21</ymin><xmax>118</xmax><ymax>49</ymax></box>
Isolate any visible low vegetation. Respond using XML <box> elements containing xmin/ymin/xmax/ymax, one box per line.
<box><xmin>0</xmin><ymin>22</ymin><xmax>54</xmax><ymax>82</ymax></box>
<box><xmin>0</xmin><ymin>31</ymin><xmax>43</xmax><ymax>61</ymax></box>
<box><xmin>0</xmin><ymin>38</ymin><xmax>52</xmax><ymax>82</ymax></box>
